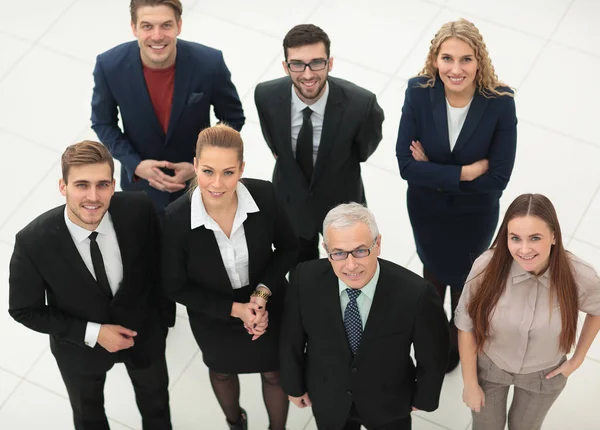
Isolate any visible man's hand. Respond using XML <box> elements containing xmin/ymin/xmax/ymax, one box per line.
<box><xmin>289</xmin><ymin>393</ymin><xmax>312</xmax><ymax>408</ymax></box>
<box><xmin>97</xmin><ymin>324</ymin><xmax>137</xmax><ymax>353</ymax></box>
<box><xmin>134</xmin><ymin>160</ymin><xmax>186</xmax><ymax>193</ymax></box>
<box><xmin>165</xmin><ymin>161</ymin><xmax>196</xmax><ymax>184</ymax></box>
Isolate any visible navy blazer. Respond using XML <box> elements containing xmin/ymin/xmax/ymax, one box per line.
<box><xmin>396</xmin><ymin>76</ymin><xmax>517</xmax><ymax>199</ymax></box>
<box><xmin>91</xmin><ymin>39</ymin><xmax>245</xmax><ymax>210</ymax></box>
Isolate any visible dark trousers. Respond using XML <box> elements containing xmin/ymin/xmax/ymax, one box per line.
<box><xmin>298</xmin><ymin>234</ymin><xmax>320</xmax><ymax>263</ymax></box>
<box><xmin>341</xmin><ymin>404</ymin><xmax>412</xmax><ymax>430</ymax></box>
<box><xmin>58</xmin><ymin>355</ymin><xmax>171</xmax><ymax>430</ymax></box>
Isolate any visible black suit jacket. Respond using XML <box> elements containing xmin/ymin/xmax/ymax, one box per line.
<box><xmin>280</xmin><ymin>258</ymin><xmax>449</xmax><ymax>430</ymax></box>
<box><xmin>254</xmin><ymin>76</ymin><xmax>384</xmax><ymax>239</ymax></box>
<box><xmin>161</xmin><ymin>179</ymin><xmax>298</xmax><ymax>334</ymax></box>
<box><xmin>8</xmin><ymin>192</ymin><xmax>174</xmax><ymax>374</ymax></box>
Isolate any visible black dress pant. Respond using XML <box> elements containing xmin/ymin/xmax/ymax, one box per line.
<box><xmin>58</xmin><ymin>355</ymin><xmax>171</xmax><ymax>430</ymax></box>
<box><xmin>341</xmin><ymin>404</ymin><xmax>412</xmax><ymax>430</ymax></box>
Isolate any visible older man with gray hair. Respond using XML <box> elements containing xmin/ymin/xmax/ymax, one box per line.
<box><xmin>280</xmin><ymin>202</ymin><xmax>449</xmax><ymax>430</ymax></box>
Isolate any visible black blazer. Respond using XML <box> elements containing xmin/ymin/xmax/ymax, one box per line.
<box><xmin>8</xmin><ymin>192</ymin><xmax>174</xmax><ymax>374</ymax></box>
<box><xmin>161</xmin><ymin>179</ymin><xmax>298</xmax><ymax>331</ymax></box>
<box><xmin>280</xmin><ymin>258</ymin><xmax>449</xmax><ymax>430</ymax></box>
<box><xmin>254</xmin><ymin>76</ymin><xmax>384</xmax><ymax>239</ymax></box>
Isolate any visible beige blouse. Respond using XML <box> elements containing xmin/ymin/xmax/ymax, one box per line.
<box><xmin>455</xmin><ymin>250</ymin><xmax>600</xmax><ymax>374</ymax></box>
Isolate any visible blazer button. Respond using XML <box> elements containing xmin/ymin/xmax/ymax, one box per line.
<box><xmin>346</xmin><ymin>390</ymin><xmax>352</xmax><ymax>396</ymax></box>
<box><xmin>351</xmin><ymin>367</ymin><xmax>358</xmax><ymax>373</ymax></box>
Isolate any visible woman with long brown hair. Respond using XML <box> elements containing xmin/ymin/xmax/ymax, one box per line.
<box><xmin>395</xmin><ymin>18</ymin><xmax>517</xmax><ymax>372</ymax></box>
<box><xmin>455</xmin><ymin>194</ymin><xmax>600</xmax><ymax>429</ymax></box>
<box><xmin>161</xmin><ymin>124</ymin><xmax>298</xmax><ymax>430</ymax></box>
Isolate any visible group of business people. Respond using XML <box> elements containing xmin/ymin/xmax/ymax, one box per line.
<box><xmin>7</xmin><ymin>1</ymin><xmax>600</xmax><ymax>430</ymax></box>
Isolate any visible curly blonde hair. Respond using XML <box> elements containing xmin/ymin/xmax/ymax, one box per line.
<box><xmin>419</xmin><ymin>18</ymin><xmax>513</xmax><ymax>98</ymax></box>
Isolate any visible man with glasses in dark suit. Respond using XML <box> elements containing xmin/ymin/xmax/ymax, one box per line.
<box><xmin>254</xmin><ymin>24</ymin><xmax>384</xmax><ymax>263</ymax></box>
<box><xmin>280</xmin><ymin>203</ymin><xmax>449</xmax><ymax>430</ymax></box>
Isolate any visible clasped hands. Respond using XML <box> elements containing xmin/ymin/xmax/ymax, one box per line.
<box><xmin>134</xmin><ymin>159</ymin><xmax>196</xmax><ymax>193</ymax></box>
<box><xmin>231</xmin><ymin>294</ymin><xmax>269</xmax><ymax>341</ymax></box>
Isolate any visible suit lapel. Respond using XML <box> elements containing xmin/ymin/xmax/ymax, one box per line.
<box><xmin>127</xmin><ymin>43</ymin><xmax>165</xmax><ymax>138</ymax></box>
<box><xmin>429</xmin><ymin>81</ymin><xmax>451</xmax><ymax>157</ymax></box>
<box><xmin>322</xmin><ymin>268</ymin><xmax>354</xmax><ymax>358</ymax></box>
<box><xmin>166</xmin><ymin>43</ymin><xmax>192</xmax><ymax>143</ymax></box>
<box><xmin>452</xmin><ymin>90</ymin><xmax>489</xmax><ymax>154</ymax></box>
<box><xmin>243</xmin><ymin>210</ymin><xmax>261</xmax><ymax>284</ymax></box>
<box><xmin>108</xmin><ymin>200</ymin><xmax>131</xmax><ymax>298</ymax></box>
<box><xmin>312</xmin><ymin>79</ymin><xmax>345</xmax><ymax>187</ymax></box>
<box><xmin>54</xmin><ymin>210</ymin><xmax>112</xmax><ymax>300</ymax></box>
<box><xmin>190</xmin><ymin>227</ymin><xmax>233</xmax><ymax>292</ymax></box>
<box><xmin>276</xmin><ymin>81</ymin><xmax>310</xmax><ymax>187</ymax></box>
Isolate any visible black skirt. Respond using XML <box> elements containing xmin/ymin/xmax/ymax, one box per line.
<box><xmin>188</xmin><ymin>285</ymin><xmax>283</xmax><ymax>374</ymax></box>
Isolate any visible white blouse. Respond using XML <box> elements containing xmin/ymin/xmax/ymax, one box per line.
<box><xmin>190</xmin><ymin>182</ymin><xmax>259</xmax><ymax>289</ymax></box>
<box><xmin>446</xmin><ymin>98</ymin><xmax>472</xmax><ymax>152</ymax></box>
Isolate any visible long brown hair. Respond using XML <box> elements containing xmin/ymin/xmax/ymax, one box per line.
<box><xmin>468</xmin><ymin>194</ymin><xmax>578</xmax><ymax>352</ymax></box>
<box><xmin>419</xmin><ymin>18</ymin><xmax>513</xmax><ymax>98</ymax></box>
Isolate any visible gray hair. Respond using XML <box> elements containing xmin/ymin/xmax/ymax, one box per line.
<box><xmin>323</xmin><ymin>202</ymin><xmax>380</xmax><ymax>246</ymax></box>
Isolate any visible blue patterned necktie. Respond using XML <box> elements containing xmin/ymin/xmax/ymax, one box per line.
<box><xmin>344</xmin><ymin>288</ymin><xmax>363</xmax><ymax>355</ymax></box>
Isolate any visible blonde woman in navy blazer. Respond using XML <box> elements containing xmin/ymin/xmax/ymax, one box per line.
<box><xmin>395</xmin><ymin>19</ymin><xmax>517</xmax><ymax>373</ymax></box>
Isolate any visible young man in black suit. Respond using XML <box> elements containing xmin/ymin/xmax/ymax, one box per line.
<box><xmin>254</xmin><ymin>24</ymin><xmax>384</xmax><ymax>263</ymax></box>
<box><xmin>8</xmin><ymin>141</ymin><xmax>174</xmax><ymax>430</ymax></box>
<box><xmin>280</xmin><ymin>203</ymin><xmax>449</xmax><ymax>430</ymax></box>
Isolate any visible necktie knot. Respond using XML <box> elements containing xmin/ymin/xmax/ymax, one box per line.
<box><xmin>346</xmin><ymin>288</ymin><xmax>362</xmax><ymax>301</ymax></box>
<box><xmin>302</xmin><ymin>107</ymin><xmax>313</xmax><ymax>120</ymax></box>
<box><xmin>88</xmin><ymin>231</ymin><xmax>99</xmax><ymax>242</ymax></box>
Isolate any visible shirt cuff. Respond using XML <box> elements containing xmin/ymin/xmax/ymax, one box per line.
<box><xmin>256</xmin><ymin>284</ymin><xmax>271</xmax><ymax>295</ymax></box>
<box><xmin>85</xmin><ymin>322</ymin><xmax>101</xmax><ymax>348</ymax></box>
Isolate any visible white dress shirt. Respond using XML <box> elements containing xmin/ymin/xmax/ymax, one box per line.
<box><xmin>291</xmin><ymin>82</ymin><xmax>330</xmax><ymax>164</ymax></box>
<box><xmin>63</xmin><ymin>208</ymin><xmax>123</xmax><ymax>348</ymax></box>
<box><xmin>338</xmin><ymin>262</ymin><xmax>380</xmax><ymax>328</ymax></box>
<box><xmin>446</xmin><ymin>98</ymin><xmax>472</xmax><ymax>152</ymax></box>
<box><xmin>190</xmin><ymin>182</ymin><xmax>260</xmax><ymax>290</ymax></box>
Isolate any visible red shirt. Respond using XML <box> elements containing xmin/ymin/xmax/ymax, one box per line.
<box><xmin>143</xmin><ymin>64</ymin><xmax>175</xmax><ymax>134</ymax></box>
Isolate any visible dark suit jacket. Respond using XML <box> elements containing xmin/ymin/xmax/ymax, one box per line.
<box><xmin>161</xmin><ymin>179</ymin><xmax>298</xmax><ymax>334</ymax></box>
<box><xmin>280</xmin><ymin>258</ymin><xmax>449</xmax><ymax>430</ymax></box>
<box><xmin>254</xmin><ymin>76</ymin><xmax>384</xmax><ymax>239</ymax></box>
<box><xmin>91</xmin><ymin>39</ymin><xmax>245</xmax><ymax>210</ymax></box>
<box><xmin>396</xmin><ymin>76</ymin><xmax>517</xmax><ymax>202</ymax></box>
<box><xmin>8</xmin><ymin>192</ymin><xmax>174</xmax><ymax>374</ymax></box>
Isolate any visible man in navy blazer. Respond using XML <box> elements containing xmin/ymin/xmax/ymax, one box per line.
<box><xmin>91</xmin><ymin>0</ymin><xmax>245</xmax><ymax>212</ymax></box>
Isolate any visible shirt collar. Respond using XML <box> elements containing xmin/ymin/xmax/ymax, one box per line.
<box><xmin>510</xmin><ymin>259</ymin><xmax>551</xmax><ymax>288</ymax></box>
<box><xmin>63</xmin><ymin>206</ymin><xmax>113</xmax><ymax>243</ymax></box>
<box><xmin>338</xmin><ymin>261</ymin><xmax>380</xmax><ymax>300</ymax></box>
<box><xmin>190</xmin><ymin>182</ymin><xmax>259</xmax><ymax>230</ymax></box>
<box><xmin>291</xmin><ymin>81</ymin><xmax>329</xmax><ymax>117</ymax></box>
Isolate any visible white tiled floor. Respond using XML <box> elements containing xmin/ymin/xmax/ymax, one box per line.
<box><xmin>0</xmin><ymin>0</ymin><xmax>598</xmax><ymax>429</ymax></box>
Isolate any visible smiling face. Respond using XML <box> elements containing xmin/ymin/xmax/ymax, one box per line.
<box><xmin>324</xmin><ymin>222</ymin><xmax>381</xmax><ymax>289</ymax></box>
<box><xmin>283</xmin><ymin>42</ymin><xmax>333</xmax><ymax>105</ymax></box>
<box><xmin>435</xmin><ymin>37</ymin><xmax>478</xmax><ymax>99</ymax></box>
<box><xmin>507</xmin><ymin>215</ymin><xmax>556</xmax><ymax>275</ymax></box>
<box><xmin>131</xmin><ymin>5</ymin><xmax>182</xmax><ymax>69</ymax></box>
<box><xmin>59</xmin><ymin>163</ymin><xmax>115</xmax><ymax>231</ymax></box>
<box><xmin>194</xmin><ymin>145</ymin><xmax>244</xmax><ymax>207</ymax></box>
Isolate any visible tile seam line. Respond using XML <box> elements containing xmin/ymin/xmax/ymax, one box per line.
<box><xmin>516</xmin><ymin>0</ymin><xmax>576</xmax><ymax>89</ymax></box>
<box><xmin>0</xmin><ymin>0</ymin><xmax>79</xmax><ymax>86</ymax></box>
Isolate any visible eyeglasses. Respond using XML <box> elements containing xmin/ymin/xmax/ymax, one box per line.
<box><xmin>328</xmin><ymin>241</ymin><xmax>378</xmax><ymax>261</ymax></box>
<box><xmin>286</xmin><ymin>59</ymin><xmax>329</xmax><ymax>72</ymax></box>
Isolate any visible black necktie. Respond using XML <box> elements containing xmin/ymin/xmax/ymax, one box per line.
<box><xmin>296</xmin><ymin>107</ymin><xmax>314</xmax><ymax>182</ymax></box>
<box><xmin>88</xmin><ymin>232</ymin><xmax>113</xmax><ymax>298</ymax></box>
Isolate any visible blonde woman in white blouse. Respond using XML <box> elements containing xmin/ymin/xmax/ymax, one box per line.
<box><xmin>455</xmin><ymin>193</ymin><xmax>600</xmax><ymax>430</ymax></box>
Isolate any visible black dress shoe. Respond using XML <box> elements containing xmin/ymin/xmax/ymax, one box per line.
<box><xmin>446</xmin><ymin>344</ymin><xmax>460</xmax><ymax>373</ymax></box>
<box><xmin>227</xmin><ymin>408</ymin><xmax>247</xmax><ymax>430</ymax></box>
